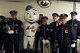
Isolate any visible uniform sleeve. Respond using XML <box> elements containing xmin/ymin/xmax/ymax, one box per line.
<box><xmin>69</xmin><ymin>25</ymin><xmax>76</xmax><ymax>44</ymax></box>
<box><xmin>69</xmin><ymin>25</ymin><xmax>74</xmax><ymax>43</ymax></box>
<box><xmin>19</xmin><ymin>21</ymin><xmax>23</xmax><ymax>29</ymax></box>
<box><xmin>50</xmin><ymin>23</ymin><xmax>52</xmax><ymax>26</ymax></box>
<box><xmin>35</xmin><ymin>27</ymin><xmax>40</xmax><ymax>40</ymax></box>
<box><xmin>50</xmin><ymin>23</ymin><xmax>53</xmax><ymax>28</ymax></box>
<box><xmin>35</xmin><ymin>27</ymin><xmax>40</xmax><ymax>50</ymax></box>
<box><xmin>77</xmin><ymin>22</ymin><xmax>80</xmax><ymax>39</ymax></box>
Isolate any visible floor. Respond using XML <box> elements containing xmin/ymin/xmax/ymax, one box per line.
<box><xmin>0</xmin><ymin>42</ymin><xmax>80</xmax><ymax>53</ymax></box>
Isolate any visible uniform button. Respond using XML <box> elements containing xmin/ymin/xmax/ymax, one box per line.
<box><xmin>62</xmin><ymin>34</ymin><xmax>63</xmax><ymax>35</ymax></box>
<box><xmin>62</xmin><ymin>39</ymin><xmax>63</xmax><ymax>42</ymax></box>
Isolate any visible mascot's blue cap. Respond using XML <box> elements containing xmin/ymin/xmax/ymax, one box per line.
<box><xmin>25</xmin><ymin>5</ymin><xmax>33</xmax><ymax>11</ymax></box>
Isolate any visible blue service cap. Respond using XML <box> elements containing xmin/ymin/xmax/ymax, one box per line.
<box><xmin>70</xmin><ymin>11</ymin><xmax>77</xmax><ymax>16</ymax></box>
<box><xmin>59</xmin><ymin>13</ymin><xmax>68</xmax><ymax>19</ymax></box>
<box><xmin>41</xmin><ymin>16</ymin><xmax>48</xmax><ymax>20</ymax></box>
<box><xmin>0</xmin><ymin>16</ymin><xmax>5</xmax><ymax>20</ymax></box>
<box><xmin>9</xmin><ymin>10</ymin><xmax>17</xmax><ymax>15</ymax></box>
<box><xmin>52</xmin><ymin>13</ymin><xmax>59</xmax><ymax>17</ymax></box>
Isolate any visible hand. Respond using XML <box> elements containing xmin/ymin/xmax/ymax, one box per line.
<box><xmin>77</xmin><ymin>39</ymin><xmax>80</xmax><ymax>43</ymax></box>
<box><xmin>45</xmin><ymin>40</ymin><xmax>49</xmax><ymax>43</ymax></box>
<box><xmin>42</xmin><ymin>39</ymin><xmax>49</xmax><ymax>44</ymax></box>
<box><xmin>71</xmin><ymin>43</ymin><xmax>75</xmax><ymax>48</ymax></box>
<box><xmin>42</xmin><ymin>39</ymin><xmax>45</xmax><ymax>44</ymax></box>
<box><xmin>7</xmin><ymin>30</ymin><xmax>14</xmax><ymax>34</ymax></box>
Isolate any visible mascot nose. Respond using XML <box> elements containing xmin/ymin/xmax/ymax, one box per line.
<box><xmin>30</xmin><ymin>15</ymin><xmax>33</xmax><ymax>18</ymax></box>
<box><xmin>30</xmin><ymin>16</ymin><xmax>32</xmax><ymax>18</ymax></box>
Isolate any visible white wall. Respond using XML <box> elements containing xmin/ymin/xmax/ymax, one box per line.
<box><xmin>0</xmin><ymin>0</ymin><xmax>80</xmax><ymax>23</ymax></box>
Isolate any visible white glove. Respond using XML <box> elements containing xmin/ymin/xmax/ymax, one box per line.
<box><xmin>45</xmin><ymin>40</ymin><xmax>49</xmax><ymax>43</ymax></box>
<box><xmin>42</xmin><ymin>39</ymin><xmax>50</xmax><ymax>44</ymax></box>
<box><xmin>42</xmin><ymin>39</ymin><xmax>46</xmax><ymax>44</ymax></box>
<box><xmin>71</xmin><ymin>43</ymin><xmax>75</xmax><ymax>48</ymax></box>
<box><xmin>77</xmin><ymin>39</ymin><xmax>80</xmax><ymax>43</ymax></box>
<box><xmin>7</xmin><ymin>30</ymin><xmax>14</xmax><ymax>34</ymax></box>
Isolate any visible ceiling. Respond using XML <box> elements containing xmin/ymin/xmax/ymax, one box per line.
<box><xmin>61</xmin><ymin>0</ymin><xmax>80</xmax><ymax>2</ymax></box>
<box><xmin>7</xmin><ymin>0</ymin><xmax>28</xmax><ymax>2</ymax></box>
<box><xmin>0</xmin><ymin>0</ymin><xmax>80</xmax><ymax>2</ymax></box>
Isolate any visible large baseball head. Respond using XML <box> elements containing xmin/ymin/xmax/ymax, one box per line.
<box><xmin>24</xmin><ymin>5</ymin><xmax>39</xmax><ymax>22</ymax></box>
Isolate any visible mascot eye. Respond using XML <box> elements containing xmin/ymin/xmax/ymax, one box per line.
<box><xmin>33</xmin><ymin>13</ymin><xmax>36</xmax><ymax>15</ymax></box>
<box><xmin>27</xmin><ymin>13</ymin><xmax>29</xmax><ymax>15</ymax></box>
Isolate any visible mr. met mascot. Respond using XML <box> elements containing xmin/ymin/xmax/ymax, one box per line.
<box><xmin>23</xmin><ymin>5</ymin><xmax>39</xmax><ymax>51</ymax></box>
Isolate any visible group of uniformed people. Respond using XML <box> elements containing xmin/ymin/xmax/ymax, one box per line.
<box><xmin>0</xmin><ymin>10</ymin><xmax>80</xmax><ymax>53</ymax></box>
<box><xmin>35</xmin><ymin>11</ymin><xmax>80</xmax><ymax>53</ymax></box>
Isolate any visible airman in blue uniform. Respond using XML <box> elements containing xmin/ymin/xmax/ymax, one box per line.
<box><xmin>56</xmin><ymin>13</ymin><xmax>71</xmax><ymax>53</ymax></box>
<box><xmin>50</xmin><ymin>13</ymin><xmax>60</xmax><ymax>53</ymax></box>
<box><xmin>5</xmin><ymin>10</ymin><xmax>23</xmax><ymax>53</ymax></box>
<box><xmin>35</xmin><ymin>16</ymin><xmax>54</xmax><ymax>53</ymax></box>
<box><xmin>67</xmin><ymin>11</ymin><xmax>80</xmax><ymax>53</ymax></box>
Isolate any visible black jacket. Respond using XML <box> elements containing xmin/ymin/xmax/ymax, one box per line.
<box><xmin>56</xmin><ymin>23</ymin><xmax>71</xmax><ymax>53</ymax></box>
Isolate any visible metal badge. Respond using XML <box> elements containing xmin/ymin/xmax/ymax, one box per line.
<box><xmin>65</xmin><ymin>28</ymin><xmax>68</xmax><ymax>33</ymax></box>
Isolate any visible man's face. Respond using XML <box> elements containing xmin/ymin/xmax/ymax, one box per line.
<box><xmin>42</xmin><ymin>20</ymin><xmax>47</xmax><ymax>25</ymax></box>
<box><xmin>11</xmin><ymin>14</ymin><xmax>17</xmax><ymax>19</ymax></box>
<box><xmin>53</xmin><ymin>16</ymin><xmax>58</xmax><ymax>21</ymax></box>
<box><xmin>60</xmin><ymin>18</ymin><xmax>67</xmax><ymax>25</ymax></box>
<box><xmin>71</xmin><ymin>15</ymin><xmax>76</xmax><ymax>20</ymax></box>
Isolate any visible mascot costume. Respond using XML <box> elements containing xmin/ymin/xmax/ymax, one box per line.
<box><xmin>23</xmin><ymin>5</ymin><xmax>39</xmax><ymax>52</ymax></box>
